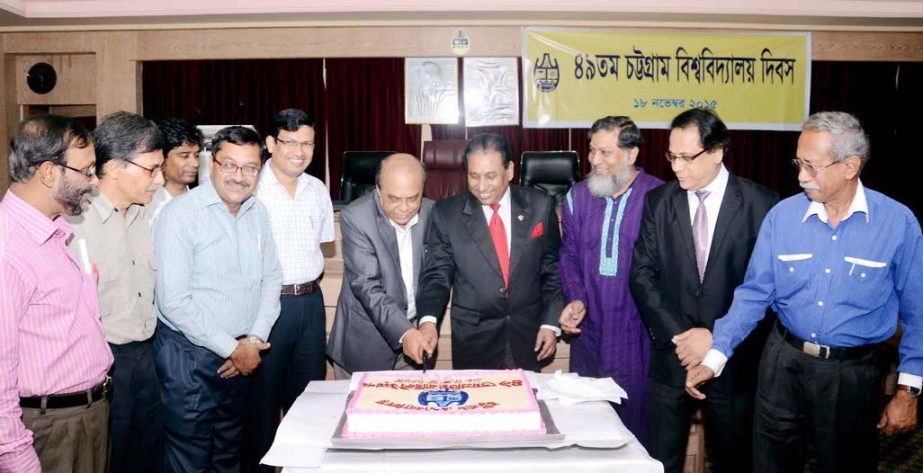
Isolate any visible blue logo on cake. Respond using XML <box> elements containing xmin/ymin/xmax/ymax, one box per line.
<box><xmin>418</xmin><ymin>390</ymin><xmax>469</xmax><ymax>408</ymax></box>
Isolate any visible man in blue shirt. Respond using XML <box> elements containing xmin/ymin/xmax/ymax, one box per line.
<box><xmin>153</xmin><ymin>126</ymin><xmax>282</xmax><ymax>472</ymax></box>
<box><xmin>686</xmin><ymin>112</ymin><xmax>922</xmax><ymax>473</ymax></box>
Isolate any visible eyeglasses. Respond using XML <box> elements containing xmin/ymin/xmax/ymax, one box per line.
<box><xmin>123</xmin><ymin>159</ymin><xmax>164</xmax><ymax>177</ymax></box>
<box><xmin>665</xmin><ymin>148</ymin><xmax>710</xmax><ymax>164</ymax></box>
<box><xmin>791</xmin><ymin>158</ymin><xmax>841</xmax><ymax>176</ymax></box>
<box><xmin>56</xmin><ymin>162</ymin><xmax>96</xmax><ymax>178</ymax></box>
<box><xmin>213</xmin><ymin>157</ymin><xmax>260</xmax><ymax>177</ymax></box>
<box><xmin>275</xmin><ymin>138</ymin><xmax>315</xmax><ymax>150</ymax></box>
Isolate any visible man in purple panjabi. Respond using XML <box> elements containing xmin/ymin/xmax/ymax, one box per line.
<box><xmin>558</xmin><ymin>115</ymin><xmax>663</xmax><ymax>439</ymax></box>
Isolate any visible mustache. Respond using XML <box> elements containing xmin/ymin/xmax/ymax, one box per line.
<box><xmin>800</xmin><ymin>181</ymin><xmax>820</xmax><ymax>190</ymax></box>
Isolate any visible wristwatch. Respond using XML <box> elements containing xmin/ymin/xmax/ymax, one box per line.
<box><xmin>899</xmin><ymin>384</ymin><xmax>921</xmax><ymax>397</ymax></box>
<box><xmin>247</xmin><ymin>335</ymin><xmax>265</xmax><ymax>345</ymax></box>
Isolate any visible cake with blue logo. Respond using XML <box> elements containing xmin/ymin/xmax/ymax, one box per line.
<box><xmin>343</xmin><ymin>369</ymin><xmax>545</xmax><ymax>438</ymax></box>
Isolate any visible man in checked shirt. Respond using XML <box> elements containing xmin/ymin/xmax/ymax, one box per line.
<box><xmin>244</xmin><ymin>108</ymin><xmax>335</xmax><ymax>473</ymax></box>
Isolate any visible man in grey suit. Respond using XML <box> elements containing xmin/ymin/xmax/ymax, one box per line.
<box><xmin>327</xmin><ymin>153</ymin><xmax>435</xmax><ymax>377</ymax></box>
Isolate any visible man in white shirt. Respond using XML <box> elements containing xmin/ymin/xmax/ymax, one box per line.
<box><xmin>149</xmin><ymin>118</ymin><xmax>202</xmax><ymax>227</ymax></box>
<box><xmin>245</xmin><ymin>108</ymin><xmax>334</xmax><ymax>473</ymax></box>
<box><xmin>327</xmin><ymin>153</ymin><xmax>434</xmax><ymax>377</ymax></box>
<box><xmin>630</xmin><ymin>109</ymin><xmax>778</xmax><ymax>472</ymax></box>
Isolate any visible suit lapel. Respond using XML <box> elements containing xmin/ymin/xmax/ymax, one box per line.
<box><xmin>411</xmin><ymin>207</ymin><xmax>426</xmax><ymax>293</ymax></box>
<box><xmin>707</xmin><ymin>174</ymin><xmax>742</xmax><ymax>272</ymax></box>
<box><xmin>669</xmin><ymin>185</ymin><xmax>699</xmax><ymax>276</ymax></box>
<box><xmin>462</xmin><ymin>193</ymin><xmax>504</xmax><ymax>282</ymax></box>
<box><xmin>374</xmin><ymin>199</ymin><xmax>403</xmax><ymax>288</ymax></box>
<box><xmin>508</xmin><ymin>187</ymin><xmax>531</xmax><ymax>279</ymax></box>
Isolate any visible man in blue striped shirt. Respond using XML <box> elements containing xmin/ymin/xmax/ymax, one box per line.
<box><xmin>153</xmin><ymin>126</ymin><xmax>282</xmax><ymax>472</ymax></box>
<box><xmin>686</xmin><ymin>111</ymin><xmax>922</xmax><ymax>473</ymax></box>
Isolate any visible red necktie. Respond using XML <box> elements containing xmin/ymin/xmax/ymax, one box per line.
<box><xmin>488</xmin><ymin>203</ymin><xmax>510</xmax><ymax>288</ymax></box>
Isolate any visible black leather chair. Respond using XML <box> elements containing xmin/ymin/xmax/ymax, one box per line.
<box><xmin>338</xmin><ymin>151</ymin><xmax>395</xmax><ymax>204</ymax></box>
<box><xmin>519</xmin><ymin>151</ymin><xmax>580</xmax><ymax>206</ymax></box>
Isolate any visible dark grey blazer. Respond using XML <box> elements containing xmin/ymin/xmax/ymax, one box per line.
<box><xmin>326</xmin><ymin>191</ymin><xmax>434</xmax><ymax>372</ymax></box>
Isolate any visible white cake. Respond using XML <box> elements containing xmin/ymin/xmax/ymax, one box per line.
<box><xmin>342</xmin><ymin>369</ymin><xmax>545</xmax><ymax>438</ymax></box>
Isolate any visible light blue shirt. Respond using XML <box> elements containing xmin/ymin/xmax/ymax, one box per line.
<box><xmin>710</xmin><ymin>182</ymin><xmax>923</xmax><ymax>380</ymax></box>
<box><xmin>153</xmin><ymin>181</ymin><xmax>282</xmax><ymax>358</ymax></box>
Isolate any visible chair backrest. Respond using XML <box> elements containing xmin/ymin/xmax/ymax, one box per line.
<box><xmin>339</xmin><ymin>151</ymin><xmax>395</xmax><ymax>203</ymax></box>
<box><xmin>519</xmin><ymin>151</ymin><xmax>580</xmax><ymax>206</ymax></box>
<box><xmin>421</xmin><ymin>139</ymin><xmax>468</xmax><ymax>200</ymax></box>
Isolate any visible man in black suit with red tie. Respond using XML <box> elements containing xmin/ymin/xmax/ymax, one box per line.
<box><xmin>630</xmin><ymin>109</ymin><xmax>778</xmax><ymax>473</ymax></box>
<box><xmin>416</xmin><ymin>133</ymin><xmax>564</xmax><ymax>370</ymax></box>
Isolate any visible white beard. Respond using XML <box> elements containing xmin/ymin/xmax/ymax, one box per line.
<box><xmin>588</xmin><ymin>166</ymin><xmax>634</xmax><ymax>198</ymax></box>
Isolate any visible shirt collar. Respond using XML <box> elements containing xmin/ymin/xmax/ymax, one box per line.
<box><xmin>258</xmin><ymin>158</ymin><xmax>307</xmax><ymax>195</ymax></box>
<box><xmin>687</xmin><ymin>164</ymin><xmax>729</xmax><ymax>200</ymax></box>
<box><xmin>198</xmin><ymin>180</ymin><xmax>256</xmax><ymax>213</ymax></box>
<box><xmin>1</xmin><ymin>190</ymin><xmax>70</xmax><ymax>245</ymax></box>
<box><xmin>88</xmin><ymin>190</ymin><xmax>116</xmax><ymax>222</ymax></box>
<box><xmin>802</xmin><ymin>179</ymin><xmax>869</xmax><ymax>224</ymax></box>
<box><xmin>481</xmin><ymin>186</ymin><xmax>512</xmax><ymax>212</ymax></box>
<box><xmin>389</xmin><ymin>213</ymin><xmax>419</xmax><ymax>233</ymax></box>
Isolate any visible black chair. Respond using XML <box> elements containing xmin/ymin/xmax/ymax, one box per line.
<box><xmin>338</xmin><ymin>151</ymin><xmax>395</xmax><ymax>204</ymax></box>
<box><xmin>519</xmin><ymin>151</ymin><xmax>580</xmax><ymax>206</ymax></box>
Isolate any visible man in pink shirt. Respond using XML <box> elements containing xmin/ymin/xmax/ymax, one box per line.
<box><xmin>0</xmin><ymin>115</ymin><xmax>114</xmax><ymax>473</ymax></box>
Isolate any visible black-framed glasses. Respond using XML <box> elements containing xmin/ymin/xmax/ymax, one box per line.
<box><xmin>213</xmin><ymin>157</ymin><xmax>260</xmax><ymax>177</ymax></box>
<box><xmin>56</xmin><ymin>162</ymin><xmax>96</xmax><ymax>178</ymax></box>
<box><xmin>123</xmin><ymin>159</ymin><xmax>164</xmax><ymax>177</ymax></box>
<box><xmin>665</xmin><ymin>148</ymin><xmax>710</xmax><ymax>165</ymax></box>
<box><xmin>275</xmin><ymin>138</ymin><xmax>315</xmax><ymax>150</ymax></box>
<box><xmin>791</xmin><ymin>158</ymin><xmax>841</xmax><ymax>176</ymax></box>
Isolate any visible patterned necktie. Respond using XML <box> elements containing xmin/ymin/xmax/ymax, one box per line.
<box><xmin>693</xmin><ymin>190</ymin><xmax>711</xmax><ymax>282</ymax></box>
<box><xmin>488</xmin><ymin>203</ymin><xmax>510</xmax><ymax>288</ymax></box>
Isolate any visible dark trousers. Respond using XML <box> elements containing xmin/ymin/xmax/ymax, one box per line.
<box><xmin>753</xmin><ymin>326</ymin><xmax>883</xmax><ymax>473</ymax></box>
<box><xmin>22</xmin><ymin>398</ymin><xmax>109</xmax><ymax>473</ymax></box>
<box><xmin>244</xmin><ymin>289</ymin><xmax>326</xmax><ymax>473</ymax></box>
<box><xmin>108</xmin><ymin>339</ymin><xmax>162</xmax><ymax>473</ymax></box>
<box><xmin>646</xmin><ymin>378</ymin><xmax>755</xmax><ymax>473</ymax></box>
<box><xmin>154</xmin><ymin>325</ymin><xmax>251</xmax><ymax>473</ymax></box>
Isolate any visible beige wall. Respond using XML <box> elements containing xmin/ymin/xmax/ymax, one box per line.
<box><xmin>2</xmin><ymin>25</ymin><xmax>923</xmax><ymax>192</ymax></box>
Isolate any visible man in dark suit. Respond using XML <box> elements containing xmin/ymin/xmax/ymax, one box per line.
<box><xmin>416</xmin><ymin>133</ymin><xmax>564</xmax><ymax>370</ymax></box>
<box><xmin>630</xmin><ymin>109</ymin><xmax>778</xmax><ymax>473</ymax></box>
<box><xmin>327</xmin><ymin>153</ymin><xmax>435</xmax><ymax>376</ymax></box>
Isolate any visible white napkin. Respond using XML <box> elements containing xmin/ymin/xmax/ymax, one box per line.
<box><xmin>536</xmin><ymin>370</ymin><xmax>629</xmax><ymax>406</ymax></box>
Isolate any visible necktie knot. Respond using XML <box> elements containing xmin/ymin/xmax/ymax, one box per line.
<box><xmin>489</xmin><ymin>203</ymin><xmax>501</xmax><ymax>212</ymax></box>
<box><xmin>695</xmin><ymin>190</ymin><xmax>710</xmax><ymax>203</ymax></box>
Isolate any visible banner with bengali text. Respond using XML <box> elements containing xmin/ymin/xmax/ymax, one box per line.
<box><xmin>523</xmin><ymin>28</ymin><xmax>810</xmax><ymax>130</ymax></box>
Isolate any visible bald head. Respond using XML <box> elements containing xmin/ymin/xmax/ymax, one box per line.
<box><xmin>377</xmin><ymin>153</ymin><xmax>425</xmax><ymax>227</ymax></box>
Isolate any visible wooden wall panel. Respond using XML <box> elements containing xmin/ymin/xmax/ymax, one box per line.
<box><xmin>135</xmin><ymin>26</ymin><xmax>519</xmax><ymax>60</ymax></box>
<box><xmin>15</xmin><ymin>53</ymin><xmax>96</xmax><ymax>105</ymax></box>
<box><xmin>0</xmin><ymin>40</ymin><xmax>12</xmax><ymax>192</ymax></box>
<box><xmin>812</xmin><ymin>31</ymin><xmax>923</xmax><ymax>61</ymax></box>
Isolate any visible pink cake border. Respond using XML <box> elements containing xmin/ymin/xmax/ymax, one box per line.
<box><xmin>342</xmin><ymin>369</ymin><xmax>547</xmax><ymax>438</ymax></box>
<box><xmin>341</xmin><ymin>420</ymin><xmax>547</xmax><ymax>439</ymax></box>
<box><xmin>347</xmin><ymin>369</ymin><xmax>541</xmax><ymax>416</ymax></box>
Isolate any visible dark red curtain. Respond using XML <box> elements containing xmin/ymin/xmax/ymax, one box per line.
<box><xmin>142</xmin><ymin>59</ymin><xmax>326</xmax><ymax>179</ymax></box>
<box><xmin>325</xmin><ymin>58</ymin><xmax>421</xmax><ymax>198</ymax></box>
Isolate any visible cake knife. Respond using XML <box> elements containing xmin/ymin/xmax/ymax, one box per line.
<box><xmin>422</xmin><ymin>351</ymin><xmax>429</xmax><ymax>374</ymax></box>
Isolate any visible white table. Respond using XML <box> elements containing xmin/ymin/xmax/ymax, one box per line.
<box><xmin>264</xmin><ymin>374</ymin><xmax>663</xmax><ymax>473</ymax></box>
